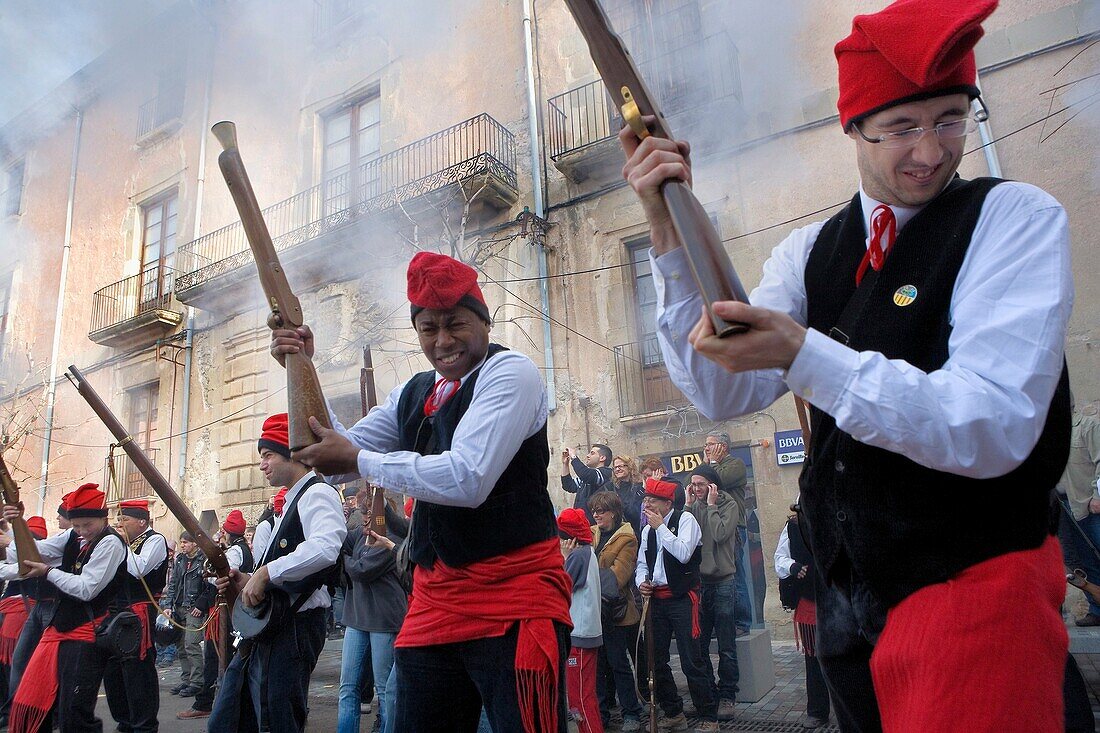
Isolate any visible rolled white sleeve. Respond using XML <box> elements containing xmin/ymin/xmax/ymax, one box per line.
<box><xmin>774</xmin><ymin>525</ymin><xmax>795</xmax><ymax>579</ymax></box>
<box><xmin>653</xmin><ymin>183</ymin><xmax>1073</xmax><ymax>478</ymax></box>
<box><xmin>0</xmin><ymin>562</ymin><xmax>21</xmax><ymax>582</ymax></box>
<box><xmin>331</xmin><ymin>352</ymin><xmax>549</xmax><ymax>509</ymax></box>
<box><xmin>46</xmin><ymin>535</ymin><xmax>127</xmax><ymax>601</ymax></box>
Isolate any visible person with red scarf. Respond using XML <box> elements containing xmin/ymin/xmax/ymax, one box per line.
<box><xmin>103</xmin><ymin>499</ymin><xmax>167</xmax><ymax>733</ymax></box>
<box><xmin>621</xmin><ymin>1</ymin><xmax>1071</xmax><ymax>730</ymax></box>
<box><xmin>4</xmin><ymin>484</ymin><xmax>128</xmax><ymax>733</ymax></box>
<box><xmin>0</xmin><ymin>516</ymin><xmax>47</xmax><ymax>727</ymax></box>
<box><xmin>270</xmin><ymin>251</ymin><xmax>572</xmax><ymax>732</ymax></box>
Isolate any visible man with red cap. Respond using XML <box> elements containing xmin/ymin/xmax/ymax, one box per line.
<box><xmin>101</xmin><ymin>499</ymin><xmax>167</xmax><ymax>733</ymax></box>
<box><xmin>270</xmin><ymin>251</ymin><xmax>571</xmax><ymax>732</ymax></box>
<box><xmin>620</xmin><ymin>1</ymin><xmax>1071</xmax><ymax>730</ymax></box>
<box><xmin>634</xmin><ymin>478</ymin><xmax>715</xmax><ymax>731</ymax></box>
<box><xmin>207</xmin><ymin>413</ymin><xmax>345</xmax><ymax>733</ymax></box>
<box><xmin>0</xmin><ymin>517</ymin><xmax>47</xmax><ymax>727</ymax></box>
<box><xmin>178</xmin><ymin>509</ymin><xmax>257</xmax><ymax>722</ymax></box>
<box><xmin>3</xmin><ymin>483</ymin><xmax>129</xmax><ymax>732</ymax></box>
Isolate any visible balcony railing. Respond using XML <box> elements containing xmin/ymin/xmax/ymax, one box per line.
<box><xmin>137</xmin><ymin>90</ymin><xmax>183</xmax><ymax>140</ymax></box>
<box><xmin>175</xmin><ymin>113</ymin><xmax>517</xmax><ymax>292</ymax></box>
<box><xmin>106</xmin><ymin>449</ymin><xmax>160</xmax><ymax>500</ymax></box>
<box><xmin>547</xmin><ymin>32</ymin><xmax>742</xmax><ymax>160</ymax></box>
<box><xmin>90</xmin><ymin>266</ymin><xmax>176</xmax><ymax>333</ymax></box>
<box><xmin>613</xmin><ymin>336</ymin><xmax>689</xmax><ymax>419</ymax></box>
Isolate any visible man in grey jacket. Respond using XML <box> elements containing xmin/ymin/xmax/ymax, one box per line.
<box><xmin>687</xmin><ymin>464</ymin><xmax>740</xmax><ymax>718</ymax></box>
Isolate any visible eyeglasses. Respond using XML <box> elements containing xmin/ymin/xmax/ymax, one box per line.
<box><xmin>853</xmin><ymin>99</ymin><xmax>989</xmax><ymax>150</ymax></box>
<box><xmin>591</xmin><ymin>508</ymin><xmax>611</xmax><ymax>515</ymax></box>
<box><xmin>689</xmin><ymin>481</ymin><xmax>710</xmax><ymax>489</ymax></box>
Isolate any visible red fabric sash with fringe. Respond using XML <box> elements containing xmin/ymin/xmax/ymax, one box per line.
<box><xmin>0</xmin><ymin>596</ymin><xmax>33</xmax><ymax>665</ymax></box>
<box><xmin>396</xmin><ymin>538</ymin><xmax>573</xmax><ymax>733</ymax></box>
<box><xmin>793</xmin><ymin>598</ymin><xmax>817</xmax><ymax>657</ymax></box>
<box><xmin>129</xmin><ymin>601</ymin><xmax>154</xmax><ymax>661</ymax></box>
<box><xmin>204</xmin><ymin>604</ymin><xmax>221</xmax><ymax>642</ymax></box>
<box><xmin>10</xmin><ymin>615</ymin><xmax>102</xmax><ymax>733</ymax></box>
<box><xmin>651</xmin><ymin>585</ymin><xmax>702</xmax><ymax>638</ymax></box>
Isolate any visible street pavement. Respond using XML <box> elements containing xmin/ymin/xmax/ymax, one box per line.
<box><xmin>99</xmin><ymin>631</ymin><xmax>1100</xmax><ymax>733</ymax></box>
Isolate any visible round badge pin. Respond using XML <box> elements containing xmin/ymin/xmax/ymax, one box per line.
<box><xmin>893</xmin><ymin>285</ymin><xmax>917</xmax><ymax>307</ymax></box>
<box><xmin>279</xmin><ymin>538</ymin><xmax>288</xmax><ymax>549</ymax></box>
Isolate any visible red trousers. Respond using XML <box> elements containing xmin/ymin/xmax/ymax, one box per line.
<box><xmin>566</xmin><ymin>646</ymin><xmax>604</xmax><ymax>733</ymax></box>
<box><xmin>871</xmin><ymin>536</ymin><xmax>1067</xmax><ymax>732</ymax></box>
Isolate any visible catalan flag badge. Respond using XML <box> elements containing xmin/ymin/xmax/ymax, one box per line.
<box><xmin>893</xmin><ymin>285</ymin><xmax>917</xmax><ymax>307</ymax></box>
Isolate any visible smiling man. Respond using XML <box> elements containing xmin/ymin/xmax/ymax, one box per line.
<box><xmin>619</xmin><ymin>1</ymin><xmax>1072</xmax><ymax>731</ymax></box>
<box><xmin>270</xmin><ymin>251</ymin><xmax>571</xmax><ymax>733</ymax></box>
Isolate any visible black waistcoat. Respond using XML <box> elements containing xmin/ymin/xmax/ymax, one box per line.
<box><xmin>644</xmin><ymin>510</ymin><xmax>702</xmax><ymax>597</ymax></box>
<box><xmin>800</xmin><ymin>178</ymin><xmax>1070</xmax><ymax>606</ymax></box>
<box><xmin>234</xmin><ymin>537</ymin><xmax>256</xmax><ymax>574</ymax></box>
<box><xmin>49</xmin><ymin>527</ymin><xmax>128</xmax><ymax>633</ymax></box>
<box><xmin>258</xmin><ymin>475</ymin><xmax>328</xmax><ymax>594</ymax></box>
<box><xmin>118</xmin><ymin>529</ymin><xmax>168</xmax><ymax>603</ymax></box>
<box><xmin>397</xmin><ymin>344</ymin><xmax>556</xmax><ymax>569</ymax></box>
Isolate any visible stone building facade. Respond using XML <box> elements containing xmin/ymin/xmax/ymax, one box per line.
<box><xmin>0</xmin><ymin>0</ymin><xmax>1096</xmax><ymax>628</ymax></box>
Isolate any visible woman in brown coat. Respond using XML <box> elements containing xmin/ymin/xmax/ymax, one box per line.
<box><xmin>589</xmin><ymin>491</ymin><xmax>643</xmax><ymax>731</ymax></box>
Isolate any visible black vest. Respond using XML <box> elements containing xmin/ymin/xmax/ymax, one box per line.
<box><xmin>258</xmin><ymin>475</ymin><xmax>329</xmax><ymax>594</ymax></box>
<box><xmin>234</xmin><ymin>537</ymin><xmax>256</xmax><ymax>574</ymax></box>
<box><xmin>118</xmin><ymin>529</ymin><xmax>168</xmax><ymax>603</ymax></box>
<box><xmin>800</xmin><ymin>178</ymin><xmax>1071</xmax><ymax>606</ymax></box>
<box><xmin>643</xmin><ymin>510</ymin><xmax>702</xmax><ymax>597</ymax></box>
<box><xmin>398</xmin><ymin>344</ymin><xmax>556</xmax><ymax>568</ymax></box>
<box><xmin>49</xmin><ymin>527</ymin><xmax>128</xmax><ymax>633</ymax></box>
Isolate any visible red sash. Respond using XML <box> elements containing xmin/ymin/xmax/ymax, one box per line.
<box><xmin>0</xmin><ymin>596</ymin><xmax>33</xmax><ymax>665</ymax></box>
<box><xmin>397</xmin><ymin>538</ymin><xmax>573</xmax><ymax>733</ymax></box>
<box><xmin>10</xmin><ymin>615</ymin><xmax>102</xmax><ymax>733</ymax></box>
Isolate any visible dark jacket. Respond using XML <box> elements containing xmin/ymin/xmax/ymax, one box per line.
<box><xmin>161</xmin><ymin>551</ymin><xmax>207</xmax><ymax>612</ymax></box>
<box><xmin>561</xmin><ymin>458</ymin><xmax>612</xmax><ymax>522</ymax></box>
<box><xmin>341</xmin><ymin>526</ymin><xmax>407</xmax><ymax>633</ymax></box>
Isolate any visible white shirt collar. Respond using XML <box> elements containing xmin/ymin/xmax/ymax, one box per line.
<box><xmin>858</xmin><ymin>185</ymin><xmax>923</xmax><ymax>244</ymax></box>
<box><xmin>285</xmin><ymin>470</ymin><xmax>318</xmax><ymax>501</ymax></box>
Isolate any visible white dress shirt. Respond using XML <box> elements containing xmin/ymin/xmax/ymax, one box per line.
<box><xmin>45</xmin><ymin>531</ymin><xmax>128</xmax><ymax>601</ymax></box>
<box><xmin>124</xmin><ymin>528</ymin><xmax>168</xmax><ymax>581</ymax></box>
<box><xmin>327</xmin><ymin>350</ymin><xmax>549</xmax><ymax>508</ymax></box>
<box><xmin>1</xmin><ymin>527</ymin><xmax>72</xmax><ymax>581</ymax></box>
<box><xmin>651</xmin><ymin>181</ymin><xmax>1073</xmax><ymax>479</ymax></box>
<box><xmin>260</xmin><ymin>471</ymin><xmax>346</xmax><ymax>612</ymax></box>
<box><xmin>634</xmin><ymin>509</ymin><xmax>703</xmax><ymax>588</ymax></box>
<box><xmin>251</xmin><ymin>517</ymin><xmax>273</xmax><ymax>563</ymax></box>
<box><xmin>774</xmin><ymin>524</ymin><xmax>795</xmax><ymax>580</ymax></box>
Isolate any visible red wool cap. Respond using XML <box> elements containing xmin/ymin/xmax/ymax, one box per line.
<box><xmin>258</xmin><ymin>413</ymin><xmax>291</xmax><ymax>459</ymax></box>
<box><xmin>835</xmin><ymin>0</ymin><xmax>997</xmax><ymax>129</ymax></box>
<box><xmin>407</xmin><ymin>252</ymin><xmax>490</xmax><ymax>324</ymax></box>
<box><xmin>272</xmin><ymin>487</ymin><xmax>288</xmax><ymax>517</ymax></box>
<box><xmin>119</xmin><ymin>499</ymin><xmax>150</xmax><ymax>520</ymax></box>
<box><xmin>26</xmin><ymin>516</ymin><xmax>47</xmax><ymax>540</ymax></box>
<box><xmin>66</xmin><ymin>483</ymin><xmax>108</xmax><ymax>518</ymax></box>
<box><xmin>644</xmin><ymin>477</ymin><xmax>678</xmax><ymax>502</ymax></box>
<box><xmin>556</xmin><ymin>508</ymin><xmax>593</xmax><ymax>544</ymax></box>
<box><xmin>222</xmin><ymin>509</ymin><xmax>246</xmax><ymax>536</ymax></box>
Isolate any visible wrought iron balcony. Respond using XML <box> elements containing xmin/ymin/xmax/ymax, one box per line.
<box><xmin>136</xmin><ymin>91</ymin><xmax>184</xmax><ymax>143</ymax></box>
<box><xmin>547</xmin><ymin>32</ymin><xmax>742</xmax><ymax>180</ymax></box>
<box><xmin>174</xmin><ymin>113</ymin><xmax>518</xmax><ymax>313</ymax></box>
<box><xmin>613</xmin><ymin>336</ymin><xmax>689</xmax><ymax>419</ymax></box>
<box><xmin>89</xmin><ymin>266</ymin><xmax>184</xmax><ymax>348</ymax></box>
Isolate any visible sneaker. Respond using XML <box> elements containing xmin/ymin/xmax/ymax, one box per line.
<box><xmin>801</xmin><ymin>715</ymin><xmax>828</xmax><ymax>729</ymax></box>
<box><xmin>1075</xmin><ymin>613</ymin><xmax>1100</xmax><ymax>627</ymax></box>
<box><xmin>718</xmin><ymin>699</ymin><xmax>737</xmax><ymax>719</ymax></box>
<box><xmin>696</xmin><ymin>722</ymin><xmax>720</xmax><ymax>733</ymax></box>
<box><xmin>176</xmin><ymin>709</ymin><xmax>211</xmax><ymax>720</ymax></box>
<box><xmin>658</xmin><ymin>713</ymin><xmax>689</xmax><ymax>731</ymax></box>
<box><xmin>621</xmin><ymin>716</ymin><xmax>642</xmax><ymax>732</ymax></box>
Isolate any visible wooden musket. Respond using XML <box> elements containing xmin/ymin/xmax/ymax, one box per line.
<box><xmin>0</xmin><ymin>452</ymin><xmax>44</xmax><ymax>573</ymax></box>
<box><xmin>562</xmin><ymin>0</ymin><xmax>750</xmax><ymax>336</ymax></box>
<box><xmin>360</xmin><ymin>347</ymin><xmax>386</xmax><ymax>537</ymax></box>
<box><xmin>211</xmin><ymin>121</ymin><xmax>332</xmax><ymax>451</ymax></box>
<box><xmin>643</xmin><ymin>574</ymin><xmax>657</xmax><ymax>733</ymax></box>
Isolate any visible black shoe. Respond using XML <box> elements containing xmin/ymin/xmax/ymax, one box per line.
<box><xmin>178</xmin><ymin>685</ymin><xmax>200</xmax><ymax>698</ymax></box>
<box><xmin>1076</xmin><ymin>613</ymin><xmax>1100</xmax><ymax>627</ymax></box>
<box><xmin>170</xmin><ymin>682</ymin><xmax>188</xmax><ymax>694</ymax></box>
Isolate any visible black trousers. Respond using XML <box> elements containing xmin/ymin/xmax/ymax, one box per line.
<box><xmin>102</xmin><ymin>651</ymin><xmax>160</xmax><ymax>733</ymax></box>
<box><xmin>44</xmin><ymin>638</ymin><xmax>110</xmax><ymax>733</ymax></box>
<box><xmin>207</xmin><ymin>607</ymin><xmax>327</xmax><ymax>733</ymax></box>
<box><xmin>650</xmin><ymin>592</ymin><xmax>716</xmax><ymax>721</ymax></box>
<box><xmin>395</xmin><ymin>622</ymin><xmax>570</xmax><ymax>732</ymax></box>
<box><xmin>805</xmin><ymin>654</ymin><xmax>831</xmax><ymax>721</ymax></box>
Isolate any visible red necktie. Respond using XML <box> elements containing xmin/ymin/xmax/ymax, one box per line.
<box><xmin>855</xmin><ymin>204</ymin><xmax>897</xmax><ymax>286</ymax></box>
<box><xmin>423</xmin><ymin>377</ymin><xmax>461</xmax><ymax>417</ymax></box>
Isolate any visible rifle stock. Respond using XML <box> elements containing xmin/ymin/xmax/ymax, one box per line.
<box><xmin>643</xmin><ymin>578</ymin><xmax>657</xmax><ymax>733</ymax></box>
<box><xmin>562</xmin><ymin>0</ymin><xmax>750</xmax><ymax>337</ymax></box>
<box><xmin>360</xmin><ymin>347</ymin><xmax>386</xmax><ymax>537</ymax></box>
<box><xmin>0</xmin><ymin>453</ymin><xmax>43</xmax><ymax>573</ymax></box>
<box><xmin>210</xmin><ymin>121</ymin><xmax>332</xmax><ymax>452</ymax></box>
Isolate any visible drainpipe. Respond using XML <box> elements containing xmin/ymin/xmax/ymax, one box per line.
<box><xmin>522</xmin><ymin>0</ymin><xmax>557</xmax><ymax>412</ymax></box>
<box><xmin>974</xmin><ymin>72</ymin><xmax>1003</xmax><ymax>178</ymax></box>
<box><xmin>179</xmin><ymin>53</ymin><xmax>215</xmax><ymax>480</ymax></box>
<box><xmin>39</xmin><ymin>109</ymin><xmax>84</xmax><ymax>513</ymax></box>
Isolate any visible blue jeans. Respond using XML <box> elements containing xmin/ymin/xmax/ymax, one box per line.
<box><xmin>734</xmin><ymin>526</ymin><xmax>752</xmax><ymax>628</ymax></box>
<box><xmin>698</xmin><ymin>578</ymin><xmax>739</xmax><ymax>700</ymax></box>
<box><xmin>1078</xmin><ymin>513</ymin><xmax>1100</xmax><ymax>616</ymax></box>
<box><xmin>597</xmin><ymin>622</ymin><xmax>642</xmax><ymax>721</ymax></box>
<box><xmin>338</xmin><ymin>628</ymin><xmax>396</xmax><ymax>733</ymax></box>
<box><xmin>394</xmin><ymin>622</ymin><xmax>570</xmax><ymax>731</ymax></box>
<box><xmin>208</xmin><ymin>607</ymin><xmax>327</xmax><ymax>733</ymax></box>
